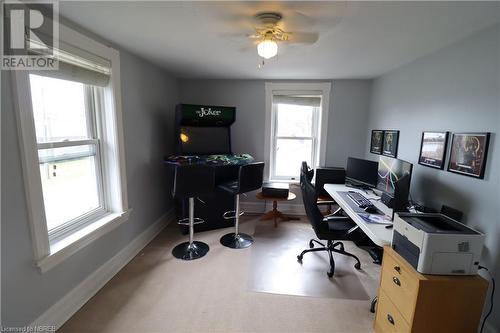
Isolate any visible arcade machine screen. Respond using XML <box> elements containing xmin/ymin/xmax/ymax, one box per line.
<box><xmin>180</xmin><ymin>127</ymin><xmax>231</xmax><ymax>155</ymax></box>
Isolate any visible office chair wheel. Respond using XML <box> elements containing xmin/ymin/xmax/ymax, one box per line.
<box><xmin>297</xmin><ymin>255</ymin><xmax>303</xmax><ymax>263</ymax></box>
<box><xmin>309</xmin><ymin>240</ymin><xmax>315</xmax><ymax>248</ymax></box>
<box><xmin>355</xmin><ymin>262</ymin><xmax>361</xmax><ymax>270</ymax></box>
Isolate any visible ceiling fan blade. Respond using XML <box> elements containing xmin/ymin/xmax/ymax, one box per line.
<box><xmin>285</xmin><ymin>32</ymin><xmax>319</xmax><ymax>44</ymax></box>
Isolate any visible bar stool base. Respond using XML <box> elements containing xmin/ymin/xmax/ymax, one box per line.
<box><xmin>220</xmin><ymin>233</ymin><xmax>254</xmax><ymax>249</ymax></box>
<box><xmin>172</xmin><ymin>241</ymin><xmax>209</xmax><ymax>260</ymax></box>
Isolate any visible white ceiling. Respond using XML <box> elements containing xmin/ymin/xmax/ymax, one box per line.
<box><xmin>60</xmin><ymin>1</ymin><xmax>500</xmax><ymax>79</ymax></box>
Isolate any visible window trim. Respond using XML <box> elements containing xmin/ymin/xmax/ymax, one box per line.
<box><xmin>12</xmin><ymin>23</ymin><xmax>129</xmax><ymax>273</ymax></box>
<box><xmin>264</xmin><ymin>82</ymin><xmax>331</xmax><ymax>183</ymax></box>
<box><xmin>33</xmin><ymin>82</ymin><xmax>108</xmax><ymax>242</ymax></box>
<box><xmin>270</xmin><ymin>103</ymin><xmax>319</xmax><ymax>181</ymax></box>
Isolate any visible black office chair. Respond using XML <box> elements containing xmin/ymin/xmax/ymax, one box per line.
<box><xmin>301</xmin><ymin>161</ymin><xmax>314</xmax><ymax>183</ymax></box>
<box><xmin>219</xmin><ymin>162</ymin><xmax>265</xmax><ymax>249</ymax></box>
<box><xmin>297</xmin><ymin>172</ymin><xmax>361</xmax><ymax>277</ymax></box>
<box><xmin>171</xmin><ymin>165</ymin><xmax>215</xmax><ymax>260</ymax></box>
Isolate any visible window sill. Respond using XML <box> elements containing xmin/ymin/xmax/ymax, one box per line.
<box><xmin>36</xmin><ymin>209</ymin><xmax>132</xmax><ymax>273</ymax></box>
<box><xmin>268</xmin><ymin>179</ymin><xmax>300</xmax><ymax>185</ymax></box>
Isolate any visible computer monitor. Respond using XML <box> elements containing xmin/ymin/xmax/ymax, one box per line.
<box><xmin>179</xmin><ymin>126</ymin><xmax>231</xmax><ymax>155</ymax></box>
<box><xmin>377</xmin><ymin>156</ymin><xmax>413</xmax><ymax>195</ymax></box>
<box><xmin>345</xmin><ymin>157</ymin><xmax>378</xmax><ymax>188</ymax></box>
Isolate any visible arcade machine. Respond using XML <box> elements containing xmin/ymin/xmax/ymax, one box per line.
<box><xmin>165</xmin><ymin>104</ymin><xmax>254</xmax><ymax>233</ymax></box>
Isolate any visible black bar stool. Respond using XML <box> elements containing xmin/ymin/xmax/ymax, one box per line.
<box><xmin>172</xmin><ymin>165</ymin><xmax>215</xmax><ymax>260</ymax></box>
<box><xmin>219</xmin><ymin>162</ymin><xmax>264</xmax><ymax>249</ymax></box>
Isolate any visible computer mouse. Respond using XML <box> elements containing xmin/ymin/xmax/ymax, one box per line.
<box><xmin>364</xmin><ymin>206</ymin><xmax>379</xmax><ymax>214</ymax></box>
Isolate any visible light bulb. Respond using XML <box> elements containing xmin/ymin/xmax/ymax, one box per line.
<box><xmin>257</xmin><ymin>40</ymin><xmax>278</xmax><ymax>59</ymax></box>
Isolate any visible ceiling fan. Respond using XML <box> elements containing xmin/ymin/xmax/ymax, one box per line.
<box><xmin>249</xmin><ymin>12</ymin><xmax>319</xmax><ymax>61</ymax></box>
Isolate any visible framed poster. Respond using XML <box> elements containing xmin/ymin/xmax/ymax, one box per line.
<box><xmin>418</xmin><ymin>131</ymin><xmax>449</xmax><ymax>169</ymax></box>
<box><xmin>370</xmin><ymin>130</ymin><xmax>384</xmax><ymax>154</ymax></box>
<box><xmin>382</xmin><ymin>130</ymin><xmax>399</xmax><ymax>158</ymax></box>
<box><xmin>447</xmin><ymin>132</ymin><xmax>490</xmax><ymax>179</ymax></box>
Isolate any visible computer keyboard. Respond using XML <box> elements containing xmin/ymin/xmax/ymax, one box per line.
<box><xmin>347</xmin><ymin>191</ymin><xmax>375</xmax><ymax>209</ymax></box>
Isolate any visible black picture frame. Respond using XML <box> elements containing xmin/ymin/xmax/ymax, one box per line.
<box><xmin>370</xmin><ymin>130</ymin><xmax>384</xmax><ymax>154</ymax></box>
<box><xmin>382</xmin><ymin>130</ymin><xmax>399</xmax><ymax>158</ymax></box>
<box><xmin>418</xmin><ymin>131</ymin><xmax>449</xmax><ymax>169</ymax></box>
<box><xmin>447</xmin><ymin>132</ymin><xmax>490</xmax><ymax>179</ymax></box>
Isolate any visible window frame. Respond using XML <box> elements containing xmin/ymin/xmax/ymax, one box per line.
<box><xmin>33</xmin><ymin>81</ymin><xmax>107</xmax><ymax>242</ymax></box>
<box><xmin>270</xmin><ymin>101</ymin><xmax>320</xmax><ymax>181</ymax></box>
<box><xmin>12</xmin><ymin>23</ymin><xmax>130</xmax><ymax>273</ymax></box>
<box><xmin>264</xmin><ymin>82</ymin><xmax>331</xmax><ymax>183</ymax></box>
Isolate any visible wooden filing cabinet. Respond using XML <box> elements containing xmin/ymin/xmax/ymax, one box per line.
<box><xmin>374</xmin><ymin>246</ymin><xmax>488</xmax><ymax>333</ymax></box>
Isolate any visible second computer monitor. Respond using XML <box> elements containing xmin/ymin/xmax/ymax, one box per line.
<box><xmin>377</xmin><ymin>156</ymin><xmax>413</xmax><ymax>195</ymax></box>
<box><xmin>346</xmin><ymin>157</ymin><xmax>379</xmax><ymax>188</ymax></box>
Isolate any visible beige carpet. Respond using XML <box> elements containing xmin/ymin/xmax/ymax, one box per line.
<box><xmin>59</xmin><ymin>216</ymin><xmax>380</xmax><ymax>333</ymax></box>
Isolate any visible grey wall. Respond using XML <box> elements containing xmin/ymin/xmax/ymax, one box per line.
<box><xmin>327</xmin><ymin>80</ymin><xmax>372</xmax><ymax>166</ymax></box>
<box><xmin>178</xmin><ymin>79</ymin><xmax>372</xmax><ymax>204</ymax></box>
<box><xmin>1</xmin><ymin>48</ymin><xmax>178</xmax><ymax>325</ymax></box>
<box><xmin>364</xmin><ymin>24</ymin><xmax>500</xmax><ymax>330</ymax></box>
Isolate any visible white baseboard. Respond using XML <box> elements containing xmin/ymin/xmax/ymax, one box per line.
<box><xmin>240</xmin><ymin>200</ymin><xmax>305</xmax><ymax>216</ymax></box>
<box><xmin>30</xmin><ymin>209</ymin><xmax>175</xmax><ymax>330</ymax></box>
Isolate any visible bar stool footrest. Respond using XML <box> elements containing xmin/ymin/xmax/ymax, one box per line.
<box><xmin>178</xmin><ymin>217</ymin><xmax>205</xmax><ymax>225</ymax></box>
<box><xmin>222</xmin><ymin>210</ymin><xmax>245</xmax><ymax>220</ymax></box>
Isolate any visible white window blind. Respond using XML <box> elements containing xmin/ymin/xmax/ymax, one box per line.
<box><xmin>272</xmin><ymin>95</ymin><xmax>321</xmax><ymax>107</ymax></box>
<box><xmin>29</xmin><ymin>35</ymin><xmax>111</xmax><ymax>86</ymax></box>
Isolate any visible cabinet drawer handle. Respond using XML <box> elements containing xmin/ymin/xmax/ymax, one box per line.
<box><xmin>394</xmin><ymin>266</ymin><xmax>401</xmax><ymax>274</ymax></box>
<box><xmin>387</xmin><ymin>314</ymin><xmax>395</xmax><ymax>325</ymax></box>
<box><xmin>392</xmin><ymin>276</ymin><xmax>401</xmax><ymax>286</ymax></box>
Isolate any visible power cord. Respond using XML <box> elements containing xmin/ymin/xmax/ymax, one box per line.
<box><xmin>478</xmin><ymin>265</ymin><xmax>495</xmax><ymax>333</ymax></box>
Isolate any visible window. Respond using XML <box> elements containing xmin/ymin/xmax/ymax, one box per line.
<box><xmin>30</xmin><ymin>75</ymin><xmax>105</xmax><ymax>239</ymax></box>
<box><xmin>14</xmin><ymin>24</ymin><xmax>129</xmax><ymax>272</ymax></box>
<box><xmin>265</xmin><ymin>83</ymin><xmax>331</xmax><ymax>182</ymax></box>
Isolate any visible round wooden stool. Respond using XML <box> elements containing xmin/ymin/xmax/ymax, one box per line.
<box><xmin>256</xmin><ymin>191</ymin><xmax>300</xmax><ymax>227</ymax></box>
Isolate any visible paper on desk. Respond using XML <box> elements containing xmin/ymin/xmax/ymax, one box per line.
<box><xmin>358</xmin><ymin>213</ymin><xmax>392</xmax><ymax>225</ymax></box>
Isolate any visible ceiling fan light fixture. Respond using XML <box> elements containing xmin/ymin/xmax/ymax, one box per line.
<box><xmin>257</xmin><ymin>39</ymin><xmax>278</xmax><ymax>59</ymax></box>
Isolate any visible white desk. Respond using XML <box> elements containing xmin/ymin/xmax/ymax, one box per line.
<box><xmin>324</xmin><ymin>184</ymin><xmax>393</xmax><ymax>247</ymax></box>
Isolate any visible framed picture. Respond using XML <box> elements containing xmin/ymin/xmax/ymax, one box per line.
<box><xmin>418</xmin><ymin>131</ymin><xmax>449</xmax><ymax>169</ymax></box>
<box><xmin>447</xmin><ymin>132</ymin><xmax>490</xmax><ymax>179</ymax></box>
<box><xmin>382</xmin><ymin>130</ymin><xmax>399</xmax><ymax>158</ymax></box>
<box><xmin>370</xmin><ymin>130</ymin><xmax>384</xmax><ymax>154</ymax></box>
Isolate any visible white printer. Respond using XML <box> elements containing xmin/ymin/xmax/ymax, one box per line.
<box><xmin>392</xmin><ymin>213</ymin><xmax>484</xmax><ymax>275</ymax></box>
